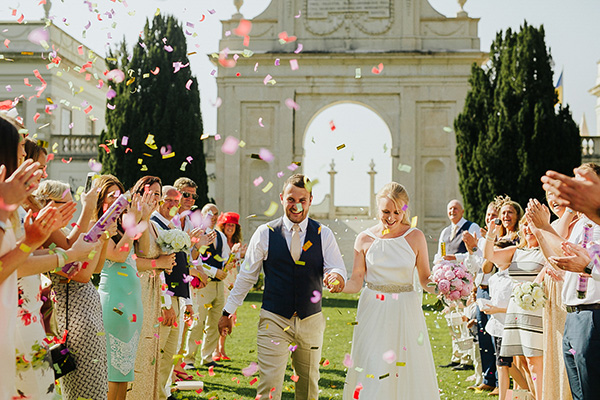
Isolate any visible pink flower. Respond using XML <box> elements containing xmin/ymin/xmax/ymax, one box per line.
<box><xmin>438</xmin><ymin>279</ymin><xmax>451</xmax><ymax>293</ymax></box>
<box><xmin>454</xmin><ymin>268</ymin><xmax>466</xmax><ymax>279</ymax></box>
<box><xmin>448</xmin><ymin>290</ymin><xmax>461</xmax><ymax>301</ymax></box>
<box><xmin>452</xmin><ymin>279</ymin><xmax>464</xmax><ymax>292</ymax></box>
<box><xmin>460</xmin><ymin>286</ymin><xmax>471</xmax><ymax>298</ymax></box>
<box><xmin>444</xmin><ymin>270</ymin><xmax>456</xmax><ymax>280</ymax></box>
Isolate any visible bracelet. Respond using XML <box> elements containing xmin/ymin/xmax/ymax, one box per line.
<box><xmin>485</xmin><ymin>236</ymin><xmax>495</xmax><ymax>242</ymax></box>
<box><xmin>56</xmin><ymin>253</ymin><xmax>66</xmax><ymax>269</ymax></box>
<box><xmin>566</xmin><ymin>208</ymin><xmax>575</xmax><ymax>214</ymax></box>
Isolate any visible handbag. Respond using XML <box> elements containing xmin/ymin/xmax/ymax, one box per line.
<box><xmin>51</xmin><ymin>281</ymin><xmax>76</xmax><ymax>379</ymax></box>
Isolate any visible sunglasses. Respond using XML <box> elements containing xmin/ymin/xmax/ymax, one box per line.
<box><xmin>181</xmin><ymin>192</ymin><xmax>198</xmax><ymax>200</ymax></box>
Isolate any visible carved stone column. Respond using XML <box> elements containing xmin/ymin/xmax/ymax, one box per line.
<box><xmin>328</xmin><ymin>159</ymin><xmax>337</xmax><ymax>219</ymax></box>
<box><xmin>368</xmin><ymin>159</ymin><xmax>377</xmax><ymax>218</ymax></box>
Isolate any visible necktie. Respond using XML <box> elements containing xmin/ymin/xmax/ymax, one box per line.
<box><xmin>291</xmin><ymin>224</ymin><xmax>302</xmax><ymax>262</ymax></box>
<box><xmin>450</xmin><ymin>224</ymin><xmax>459</xmax><ymax>241</ymax></box>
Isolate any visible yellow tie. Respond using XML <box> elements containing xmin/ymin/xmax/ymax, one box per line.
<box><xmin>450</xmin><ymin>224</ymin><xmax>459</xmax><ymax>241</ymax></box>
<box><xmin>291</xmin><ymin>224</ymin><xmax>302</xmax><ymax>262</ymax></box>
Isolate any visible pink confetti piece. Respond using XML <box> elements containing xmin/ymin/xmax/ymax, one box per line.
<box><xmin>160</xmin><ymin>145</ymin><xmax>173</xmax><ymax>156</ymax></box>
<box><xmin>277</xmin><ymin>171</ymin><xmax>284</xmax><ymax>178</ymax></box>
<box><xmin>382</xmin><ymin>350</ymin><xmax>396</xmax><ymax>364</ymax></box>
<box><xmin>285</xmin><ymin>98</ymin><xmax>299</xmax><ymax>110</ymax></box>
<box><xmin>5</xmin><ymin>85</ymin><xmax>11</xmax><ymax>92</ymax></box>
<box><xmin>288</xmin><ymin>344</ymin><xmax>298</xmax><ymax>352</ymax></box>
<box><xmin>259</xmin><ymin>148</ymin><xmax>274</xmax><ymax>162</ymax></box>
<box><xmin>221</xmin><ymin>136</ymin><xmax>240</xmax><ymax>155</ymax></box>
<box><xmin>290</xmin><ymin>59</ymin><xmax>299</xmax><ymax>71</ymax></box>
<box><xmin>233</xmin><ymin>19</ymin><xmax>252</xmax><ymax>36</ymax></box>
<box><xmin>242</xmin><ymin>362</ymin><xmax>258</xmax><ymax>377</ymax></box>
<box><xmin>77</xmin><ymin>45</ymin><xmax>83</xmax><ymax>55</ymax></box>
<box><xmin>329</xmin><ymin>120</ymin><xmax>336</xmax><ymax>131</ymax></box>
<box><xmin>294</xmin><ymin>43</ymin><xmax>303</xmax><ymax>54</ymax></box>
<box><xmin>263</xmin><ymin>74</ymin><xmax>273</xmax><ymax>85</ymax></box>
<box><xmin>295</xmin><ymin>10</ymin><xmax>302</xmax><ymax>18</ymax></box>
<box><xmin>253</xmin><ymin>176</ymin><xmax>264</xmax><ymax>187</ymax></box>
<box><xmin>278</xmin><ymin>31</ymin><xmax>297</xmax><ymax>43</ymax></box>
<box><xmin>185</xmin><ymin>79</ymin><xmax>193</xmax><ymax>90</ymax></box>
<box><xmin>106</xmin><ymin>88</ymin><xmax>117</xmax><ymax>99</ymax></box>
<box><xmin>274</xmin><ymin>59</ymin><xmax>280</xmax><ymax>66</ymax></box>
<box><xmin>208</xmin><ymin>9</ymin><xmax>216</xmax><ymax>14</ymax></box>
<box><xmin>27</xmin><ymin>28</ymin><xmax>49</xmax><ymax>46</ymax></box>
<box><xmin>402</xmin><ymin>204</ymin><xmax>408</xmax><ymax>211</ymax></box>
<box><xmin>343</xmin><ymin>353</ymin><xmax>354</xmax><ymax>368</ymax></box>
<box><xmin>88</xmin><ymin>159</ymin><xmax>102</xmax><ymax>172</ymax></box>
<box><xmin>186</xmin><ymin>156</ymin><xmax>193</xmax><ymax>163</ymax></box>
<box><xmin>164</xmin><ymin>45</ymin><xmax>173</xmax><ymax>52</ymax></box>
<box><xmin>214</xmin><ymin>134</ymin><xmax>221</xmax><ymax>141</ymax></box>
<box><xmin>106</xmin><ymin>69</ymin><xmax>125</xmax><ymax>83</ymax></box>
<box><xmin>287</xmin><ymin>163</ymin><xmax>299</xmax><ymax>171</ymax></box>
<box><xmin>107</xmin><ymin>104</ymin><xmax>116</xmax><ymax>110</ymax></box>
<box><xmin>258</xmin><ymin>117</ymin><xmax>264</xmax><ymax>127</ymax></box>
<box><xmin>310</xmin><ymin>290</ymin><xmax>321</xmax><ymax>303</ymax></box>
<box><xmin>212</xmin><ymin>97</ymin><xmax>222</xmax><ymax>108</ymax></box>
<box><xmin>569</xmin><ymin>348</ymin><xmax>576</xmax><ymax>355</ymax></box>
<box><xmin>254</xmin><ymin>63</ymin><xmax>258</xmax><ymax>72</ymax></box>
<box><xmin>84</xmin><ymin>21</ymin><xmax>91</xmax><ymax>30</ymax></box>
<box><xmin>372</xmin><ymin>63</ymin><xmax>384</xmax><ymax>74</ymax></box>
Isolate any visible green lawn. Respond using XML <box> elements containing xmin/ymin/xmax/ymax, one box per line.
<box><xmin>172</xmin><ymin>291</ymin><xmax>493</xmax><ymax>399</ymax></box>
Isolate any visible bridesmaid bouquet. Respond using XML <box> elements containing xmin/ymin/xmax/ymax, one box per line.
<box><xmin>511</xmin><ymin>282</ymin><xmax>546</xmax><ymax>311</ymax></box>
<box><xmin>429</xmin><ymin>260</ymin><xmax>475</xmax><ymax>306</ymax></box>
<box><xmin>156</xmin><ymin>229</ymin><xmax>191</xmax><ymax>253</ymax></box>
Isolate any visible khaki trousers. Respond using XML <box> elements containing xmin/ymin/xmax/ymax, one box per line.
<box><xmin>257</xmin><ymin>309</ymin><xmax>325</xmax><ymax>400</ymax></box>
<box><xmin>157</xmin><ymin>296</ymin><xmax>184</xmax><ymax>400</ymax></box>
<box><xmin>185</xmin><ymin>280</ymin><xmax>224</xmax><ymax>365</ymax></box>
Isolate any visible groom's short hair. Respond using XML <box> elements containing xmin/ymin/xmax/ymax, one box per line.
<box><xmin>283</xmin><ymin>174</ymin><xmax>311</xmax><ymax>194</ymax></box>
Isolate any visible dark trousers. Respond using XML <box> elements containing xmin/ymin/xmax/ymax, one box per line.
<box><xmin>563</xmin><ymin>309</ymin><xmax>600</xmax><ymax>400</ymax></box>
<box><xmin>476</xmin><ymin>287</ymin><xmax>497</xmax><ymax>387</ymax></box>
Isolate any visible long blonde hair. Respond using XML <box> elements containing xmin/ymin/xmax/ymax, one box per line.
<box><xmin>376</xmin><ymin>182</ymin><xmax>410</xmax><ymax>225</ymax></box>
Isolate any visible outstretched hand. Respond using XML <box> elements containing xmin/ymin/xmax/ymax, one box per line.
<box><xmin>218</xmin><ymin>314</ymin><xmax>234</xmax><ymax>336</ymax></box>
<box><xmin>0</xmin><ymin>159</ymin><xmax>42</xmax><ymax>208</ymax></box>
<box><xmin>542</xmin><ymin>168</ymin><xmax>600</xmax><ymax>224</ymax></box>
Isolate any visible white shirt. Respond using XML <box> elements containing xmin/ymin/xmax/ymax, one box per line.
<box><xmin>463</xmin><ymin>237</ymin><xmax>492</xmax><ymax>286</ymax></box>
<box><xmin>434</xmin><ymin>217</ymin><xmax>481</xmax><ymax>263</ymax></box>
<box><xmin>223</xmin><ymin>215</ymin><xmax>347</xmax><ymax>314</ymax></box>
<box><xmin>150</xmin><ymin>211</ymin><xmax>194</xmax><ymax>308</ymax></box>
<box><xmin>562</xmin><ymin>216</ymin><xmax>600</xmax><ymax>306</ymax></box>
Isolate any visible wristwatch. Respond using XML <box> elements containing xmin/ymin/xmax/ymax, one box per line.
<box><xmin>584</xmin><ymin>261</ymin><xmax>594</xmax><ymax>275</ymax></box>
<box><xmin>471</xmin><ymin>246</ymin><xmax>478</xmax><ymax>253</ymax></box>
<box><xmin>222</xmin><ymin>309</ymin><xmax>231</xmax><ymax>317</ymax></box>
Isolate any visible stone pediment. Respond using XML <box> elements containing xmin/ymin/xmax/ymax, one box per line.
<box><xmin>220</xmin><ymin>0</ymin><xmax>479</xmax><ymax>53</ymax></box>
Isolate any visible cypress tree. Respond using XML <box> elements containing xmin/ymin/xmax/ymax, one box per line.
<box><xmin>455</xmin><ymin>22</ymin><xmax>580</xmax><ymax>223</ymax></box>
<box><xmin>99</xmin><ymin>15</ymin><xmax>208</xmax><ymax>205</ymax></box>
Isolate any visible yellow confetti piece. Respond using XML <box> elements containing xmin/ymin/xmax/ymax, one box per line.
<box><xmin>336</xmin><ymin>144</ymin><xmax>346</xmax><ymax>150</ymax></box>
<box><xmin>180</xmin><ymin>162</ymin><xmax>187</xmax><ymax>171</ymax></box>
<box><xmin>397</xmin><ymin>164</ymin><xmax>412</xmax><ymax>173</ymax></box>
<box><xmin>410</xmin><ymin>216</ymin><xmax>418</xmax><ymax>228</ymax></box>
<box><xmin>155</xmin><ymin>8</ymin><xmax>160</xmax><ymax>16</ymax></box>
<box><xmin>396</xmin><ymin>362</ymin><xmax>406</xmax><ymax>367</ymax></box>
<box><xmin>52</xmin><ymin>142</ymin><xmax>58</xmax><ymax>153</ymax></box>
<box><xmin>239</xmin><ymin>140</ymin><xmax>246</xmax><ymax>147</ymax></box>
<box><xmin>283</xmin><ymin>326</ymin><xmax>290</xmax><ymax>332</ymax></box>
<box><xmin>366</xmin><ymin>374</ymin><xmax>374</xmax><ymax>378</ymax></box>
<box><xmin>162</xmin><ymin>152</ymin><xmax>175</xmax><ymax>159</ymax></box>
<box><xmin>117</xmin><ymin>272</ymin><xmax>128</xmax><ymax>277</ymax></box>
<box><xmin>126</xmin><ymin>77</ymin><xmax>135</xmax><ymax>86</ymax></box>
<box><xmin>204</xmin><ymin>303</ymin><xmax>213</xmax><ymax>309</ymax></box>
<box><xmin>97</xmin><ymin>331</ymin><xmax>105</xmax><ymax>336</ymax></box>
<box><xmin>88</xmin><ymin>250</ymin><xmax>97</xmax><ymax>260</ymax></box>
<box><xmin>264</xmin><ymin>202</ymin><xmax>279</xmax><ymax>217</ymax></box>
<box><xmin>382</xmin><ymin>229</ymin><xmax>390</xmax><ymax>235</ymax></box>
<box><xmin>318</xmin><ymin>226</ymin><xmax>321</xmax><ymax>234</ymax></box>
<box><xmin>214</xmin><ymin>254</ymin><xmax>224</xmax><ymax>262</ymax></box>
<box><xmin>145</xmin><ymin>134</ymin><xmax>157</xmax><ymax>150</ymax></box>
<box><xmin>266</xmin><ymin>323</ymin><xmax>269</xmax><ymax>330</ymax></box>
<box><xmin>143</xmin><ymin>73</ymin><xmax>149</xmax><ymax>78</ymax></box>
<box><xmin>137</xmin><ymin>158</ymin><xmax>143</xmax><ymax>165</ymax></box>
<box><xmin>267</xmin><ymin>225</ymin><xmax>274</xmax><ymax>231</ymax></box>
<box><xmin>262</xmin><ymin>181</ymin><xmax>273</xmax><ymax>193</ymax></box>
<box><xmin>355</xmin><ymin>68</ymin><xmax>362</xmax><ymax>79</ymax></box>
<box><xmin>295</xmin><ymin>260</ymin><xmax>305</xmax><ymax>266</ymax></box>
<box><xmin>141</xmin><ymin>165</ymin><xmax>148</xmax><ymax>171</ymax></box>
<box><xmin>302</xmin><ymin>241</ymin><xmax>312</xmax><ymax>251</ymax></box>
<box><xmin>19</xmin><ymin>243</ymin><xmax>31</xmax><ymax>253</ymax></box>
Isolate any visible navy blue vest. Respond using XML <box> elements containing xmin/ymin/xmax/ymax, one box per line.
<box><xmin>204</xmin><ymin>230</ymin><xmax>224</xmax><ymax>281</ymax></box>
<box><xmin>262</xmin><ymin>217</ymin><xmax>324</xmax><ymax>319</ymax></box>
<box><xmin>442</xmin><ymin>220</ymin><xmax>473</xmax><ymax>255</ymax></box>
<box><xmin>151</xmin><ymin>215</ymin><xmax>190</xmax><ymax>299</ymax></box>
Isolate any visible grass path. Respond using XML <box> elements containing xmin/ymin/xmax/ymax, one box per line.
<box><xmin>172</xmin><ymin>291</ymin><xmax>492</xmax><ymax>399</ymax></box>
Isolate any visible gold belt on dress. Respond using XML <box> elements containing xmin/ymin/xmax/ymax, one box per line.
<box><xmin>366</xmin><ymin>282</ymin><xmax>414</xmax><ymax>293</ymax></box>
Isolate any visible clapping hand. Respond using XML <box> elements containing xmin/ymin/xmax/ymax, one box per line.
<box><xmin>155</xmin><ymin>254</ymin><xmax>177</xmax><ymax>274</ymax></box>
<box><xmin>323</xmin><ymin>272</ymin><xmax>345</xmax><ymax>293</ymax></box>
<box><xmin>22</xmin><ymin>205</ymin><xmax>61</xmax><ymax>250</ymax></box>
<box><xmin>0</xmin><ymin>160</ymin><xmax>42</xmax><ymax>208</ymax></box>
<box><xmin>525</xmin><ymin>199</ymin><xmax>551</xmax><ymax>232</ymax></box>
<box><xmin>542</xmin><ymin>168</ymin><xmax>600</xmax><ymax>218</ymax></box>
<box><xmin>462</xmin><ymin>231</ymin><xmax>478</xmax><ymax>252</ymax></box>
<box><xmin>51</xmin><ymin>201</ymin><xmax>77</xmax><ymax>228</ymax></box>
<box><xmin>68</xmin><ymin>233</ymin><xmax>103</xmax><ymax>262</ymax></box>
<box><xmin>548</xmin><ymin>241</ymin><xmax>592</xmax><ymax>274</ymax></box>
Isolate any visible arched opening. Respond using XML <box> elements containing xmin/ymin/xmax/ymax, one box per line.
<box><xmin>302</xmin><ymin>102</ymin><xmax>393</xmax><ymax>209</ymax></box>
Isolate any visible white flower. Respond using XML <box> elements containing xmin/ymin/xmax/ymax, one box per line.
<box><xmin>522</xmin><ymin>282</ymin><xmax>533</xmax><ymax>293</ymax></box>
<box><xmin>532</xmin><ymin>286</ymin><xmax>544</xmax><ymax>300</ymax></box>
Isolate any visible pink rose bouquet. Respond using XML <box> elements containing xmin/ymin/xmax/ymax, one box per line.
<box><xmin>429</xmin><ymin>260</ymin><xmax>474</xmax><ymax>306</ymax></box>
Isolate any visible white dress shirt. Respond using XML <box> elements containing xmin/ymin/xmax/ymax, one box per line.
<box><xmin>151</xmin><ymin>211</ymin><xmax>194</xmax><ymax>308</ymax></box>
<box><xmin>223</xmin><ymin>215</ymin><xmax>347</xmax><ymax>315</ymax></box>
<box><xmin>434</xmin><ymin>217</ymin><xmax>481</xmax><ymax>263</ymax></box>
<box><xmin>563</xmin><ymin>216</ymin><xmax>600</xmax><ymax>306</ymax></box>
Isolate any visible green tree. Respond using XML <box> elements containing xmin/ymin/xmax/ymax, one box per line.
<box><xmin>455</xmin><ymin>22</ymin><xmax>580</xmax><ymax>223</ymax></box>
<box><xmin>99</xmin><ymin>14</ymin><xmax>208</xmax><ymax>205</ymax></box>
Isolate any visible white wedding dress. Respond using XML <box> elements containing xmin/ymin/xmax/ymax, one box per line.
<box><xmin>343</xmin><ymin>228</ymin><xmax>440</xmax><ymax>399</ymax></box>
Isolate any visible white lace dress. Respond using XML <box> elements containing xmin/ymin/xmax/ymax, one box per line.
<box><xmin>343</xmin><ymin>228</ymin><xmax>440</xmax><ymax>399</ymax></box>
<box><xmin>99</xmin><ymin>250</ymin><xmax>143</xmax><ymax>382</ymax></box>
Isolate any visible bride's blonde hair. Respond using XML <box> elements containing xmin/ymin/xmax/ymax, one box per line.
<box><xmin>376</xmin><ymin>182</ymin><xmax>410</xmax><ymax>225</ymax></box>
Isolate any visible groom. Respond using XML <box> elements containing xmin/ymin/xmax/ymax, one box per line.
<box><xmin>218</xmin><ymin>174</ymin><xmax>347</xmax><ymax>400</ymax></box>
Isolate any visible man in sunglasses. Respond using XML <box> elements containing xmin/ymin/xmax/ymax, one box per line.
<box><xmin>174</xmin><ymin>177</ymin><xmax>199</xmax><ymax>231</ymax></box>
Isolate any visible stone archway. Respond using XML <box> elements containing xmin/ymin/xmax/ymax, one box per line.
<box><xmin>213</xmin><ymin>0</ymin><xmax>486</xmax><ymax>257</ymax></box>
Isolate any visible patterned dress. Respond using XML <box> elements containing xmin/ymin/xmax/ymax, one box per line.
<box><xmin>99</xmin><ymin>250</ymin><xmax>144</xmax><ymax>382</ymax></box>
<box><xmin>14</xmin><ymin>275</ymin><xmax>56</xmax><ymax>399</ymax></box>
<box><xmin>50</xmin><ymin>275</ymin><xmax>108</xmax><ymax>400</ymax></box>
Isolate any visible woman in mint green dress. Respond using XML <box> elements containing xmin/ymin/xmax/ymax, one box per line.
<box><xmin>96</xmin><ymin>175</ymin><xmax>157</xmax><ymax>400</ymax></box>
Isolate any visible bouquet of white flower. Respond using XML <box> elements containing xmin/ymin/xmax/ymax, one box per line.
<box><xmin>512</xmin><ymin>282</ymin><xmax>546</xmax><ymax>311</ymax></box>
<box><xmin>156</xmin><ymin>229</ymin><xmax>191</xmax><ymax>253</ymax></box>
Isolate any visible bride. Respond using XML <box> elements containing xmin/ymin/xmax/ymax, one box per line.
<box><xmin>341</xmin><ymin>182</ymin><xmax>440</xmax><ymax>399</ymax></box>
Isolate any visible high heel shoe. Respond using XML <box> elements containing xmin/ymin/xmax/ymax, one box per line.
<box><xmin>212</xmin><ymin>354</ymin><xmax>221</xmax><ymax>362</ymax></box>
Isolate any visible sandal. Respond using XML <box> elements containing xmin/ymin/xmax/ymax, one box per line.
<box><xmin>173</xmin><ymin>370</ymin><xmax>194</xmax><ymax>381</ymax></box>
